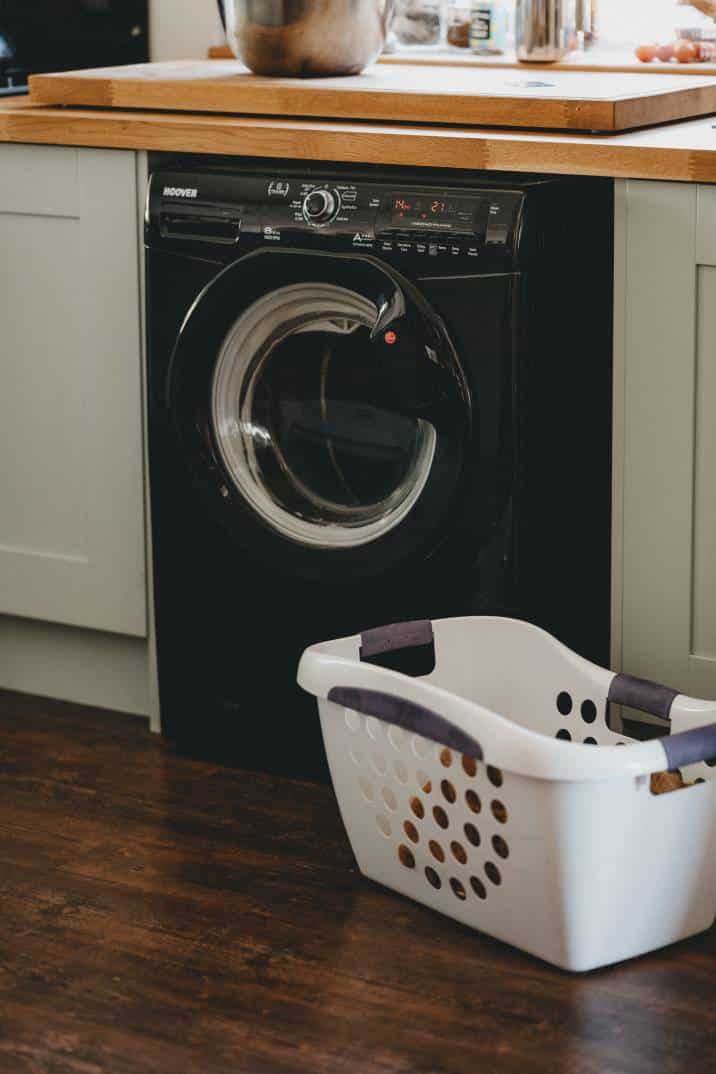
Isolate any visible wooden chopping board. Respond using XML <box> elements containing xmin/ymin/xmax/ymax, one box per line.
<box><xmin>29</xmin><ymin>59</ymin><xmax>716</xmax><ymax>132</ymax></box>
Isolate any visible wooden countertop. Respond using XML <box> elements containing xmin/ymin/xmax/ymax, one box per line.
<box><xmin>2</xmin><ymin>688</ymin><xmax>715</xmax><ymax>1074</ymax></box>
<box><xmin>3</xmin><ymin>97</ymin><xmax>716</xmax><ymax>182</ymax></box>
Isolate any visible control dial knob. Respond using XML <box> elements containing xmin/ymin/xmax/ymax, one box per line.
<box><xmin>303</xmin><ymin>188</ymin><xmax>339</xmax><ymax>225</ymax></box>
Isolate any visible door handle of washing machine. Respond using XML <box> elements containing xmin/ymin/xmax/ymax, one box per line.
<box><xmin>327</xmin><ymin>686</ymin><xmax>483</xmax><ymax>763</ymax></box>
<box><xmin>369</xmin><ymin>289</ymin><xmax>407</xmax><ymax>342</ymax></box>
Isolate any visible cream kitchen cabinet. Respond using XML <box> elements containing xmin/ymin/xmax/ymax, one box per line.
<box><xmin>613</xmin><ymin>179</ymin><xmax>716</xmax><ymax>702</ymax></box>
<box><xmin>0</xmin><ymin>144</ymin><xmax>152</xmax><ymax>717</ymax></box>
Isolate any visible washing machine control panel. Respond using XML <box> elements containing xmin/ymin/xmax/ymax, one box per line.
<box><xmin>150</xmin><ymin>170</ymin><xmax>525</xmax><ymax>267</ymax></box>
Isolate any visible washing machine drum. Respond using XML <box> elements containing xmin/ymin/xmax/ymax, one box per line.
<box><xmin>167</xmin><ymin>249</ymin><xmax>471</xmax><ymax>576</ymax></box>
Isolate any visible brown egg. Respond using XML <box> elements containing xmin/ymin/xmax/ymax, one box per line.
<box><xmin>656</xmin><ymin>42</ymin><xmax>675</xmax><ymax>62</ymax></box>
<box><xmin>635</xmin><ymin>43</ymin><xmax>658</xmax><ymax>62</ymax></box>
<box><xmin>675</xmin><ymin>39</ymin><xmax>697</xmax><ymax>63</ymax></box>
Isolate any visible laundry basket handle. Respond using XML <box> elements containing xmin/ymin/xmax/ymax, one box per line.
<box><xmin>660</xmin><ymin>724</ymin><xmax>716</xmax><ymax>770</ymax></box>
<box><xmin>328</xmin><ymin>686</ymin><xmax>483</xmax><ymax>762</ymax></box>
<box><xmin>608</xmin><ymin>673</ymin><xmax>716</xmax><ymax>767</ymax></box>
<box><xmin>607</xmin><ymin>672</ymin><xmax>679</xmax><ymax>721</ymax></box>
<box><xmin>360</xmin><ymin>619</ymin><xmax>434</xmax><ymax>660</ymax></box>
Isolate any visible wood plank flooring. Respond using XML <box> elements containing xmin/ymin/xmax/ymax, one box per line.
<box><xmin>0</xmin><ymin>689</ymin><xmax>714</xmax><ymax>1074</ymax></box>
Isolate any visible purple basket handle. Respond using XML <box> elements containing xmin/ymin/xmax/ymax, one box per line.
<box><xmin>607</xmin><ymin>672</ymin><xmax>679</xmax><ymax>721</ymax></box>
<box><xmin>360</xmin><ymin>620</ymin><xmax>434</xmax><ymax>661</ymax></box>
<box><xmin>660</xmin><ymin>724</ymin><xmax>716</xmax><ymax>770</ymax></box>
<box><xmin>609</xmin><ymin>673</ymin><xmax>716</xmax><ymax>768</ymax></box>
<box><xmin>328</xmin><ymin>686</ymin><xmax>483</xmax><ymax>762</ymax></box>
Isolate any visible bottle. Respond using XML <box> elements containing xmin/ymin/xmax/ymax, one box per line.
<box><xmin>470</xmin><ymin>1</ymin><xmax>507</xmax><ymax>55</ymax></box>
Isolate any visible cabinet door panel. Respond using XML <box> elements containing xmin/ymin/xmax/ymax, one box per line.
<box><xmin>616</xmin><ymin>179</ymin><xmax>716</xmax><ymax>700</ymax></box>
<box><xmin>0</xmin><ymin>146</ymin><xmax>146</xmax><ymax>637</ymax></box>
<box><xmin>0</xmin><ymin>144</ymin><xmax>80</xmax><ymax>217</ymax></box>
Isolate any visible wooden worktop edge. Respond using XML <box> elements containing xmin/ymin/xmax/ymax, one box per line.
<box><xmin>0</xmin><ymin>104</ymin><xmax>713</xmax><ymax>183</ymax></box>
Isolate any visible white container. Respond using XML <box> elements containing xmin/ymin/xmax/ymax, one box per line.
<box><xmin>470</xmin><ymin>1</ymin><xmax>508</xmax><ymax>54</ymax></box>
<box><xmin>298</xmin><ymin>617</ymin><xmax>716</xmax><ymax>972</ymax></box>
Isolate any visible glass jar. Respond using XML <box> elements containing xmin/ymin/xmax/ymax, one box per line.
<box><xmin>447</xmin><ymin>2</ymin><xmax>472</xmax><ymax>48</ymax></box>
<box><xmin>392</xmin><ymin>0</ymin><xmax>443</xmax><ymax>47</ymax></box>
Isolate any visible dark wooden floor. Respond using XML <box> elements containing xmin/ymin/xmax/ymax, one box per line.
<box><xmin>0</xmin><ymin>691</ymin><xmax>714</xmax><ymax>1074</ymax></box>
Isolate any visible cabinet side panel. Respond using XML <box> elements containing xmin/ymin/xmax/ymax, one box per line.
<box><xmin>692</xmin><ymin>266</ymin><xmax>716</xmax><ymax>663</ymax></box>
<box><xmin>620</xmin><ymin>180</ymin><xmax>696</xmax><ymax>690</ymax></box>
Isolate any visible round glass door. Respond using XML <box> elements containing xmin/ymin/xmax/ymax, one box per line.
<box><xmin>168</xmin><ymin>249</ymin><xmax>470</xmax><ymax>567</ymax></box>
<box><xmin>211</xmin><ymin>282</ymin><xmax>437</xmax><ymax>548</ymax></box>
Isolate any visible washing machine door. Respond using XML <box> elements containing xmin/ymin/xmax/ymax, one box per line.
<box><xmin>167</xmin><ymin>248</ymin><xmax>471</xmax><ymax>576</ymax></box>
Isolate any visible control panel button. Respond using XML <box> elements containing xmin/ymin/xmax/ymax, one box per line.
<box><xmin>302</xmin><ymin>188</ymin><xmax>340</xmax><ymax>226</ymax></box>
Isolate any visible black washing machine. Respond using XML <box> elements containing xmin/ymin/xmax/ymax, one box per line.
<box><xmin>145</xmin><ymin>159</ymin><xmax>613</xmax><ymax>780</ymax></box>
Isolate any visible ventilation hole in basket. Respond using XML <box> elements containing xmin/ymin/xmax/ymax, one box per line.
<box><xmin>450</xmin><ymin>878</ymin><xmax>467</xmax><ymax>900</ymax></box>
<box><xmin>403</xmin><ymin>819</ymin><xmax>419</xmax><ymax>843</ymax></box>
<box><xmin>394</xmin><ymin>759</ymin><xmax>409</xmax><ymax>784</ymax></box>
<box><xmin>410</xmin><ymin>796</ymin><xmax>425</xmax><ymax>819</ymax></box>
<box><xmin>462</xmin><ymin>754</ymin><xmax>477</xmax><ymax>777</ymax></box>
<box><xmin>412</xmin><ymin>735</ymin><xmax>429</xmax><ymax>759</ymax></box>
<box><xmin>425</xmin><ymin>866</ymin><xmax>442</xmax><ymax>889</ymax></box>
<box><xmin>492</xmin><ymin>834</ymin><xmax>509</xmax><ymax>859</ymax></box>
<box><xmin>376</xmin><ymin>814</ymin><xmax>392</xmax><ymax>838</ymax></box>
<box><xmin>487</xmin><ymin>766</ymin><xmax>503</xmax><ymax>788</ymax></box>
<box><xmin>450</xmin><ymin>840</ymin><xmax>468</xmax><ymax>864</ymax></box>
<box><xmin>365</xmin><ymin>716</ymin><xmax>382</xmax><ymax>741</ymax></box>
<box><xmin>695</xmin><ymin>777</ymin><xmax>706</xmax><ymax>784</ymax></box>
<box><xmin>470</xmin><ymin>876</ymin><xmax>487</xmax><ymax>900</ymax></box>
<box><xmin>616</xmin><ymin>742</ymin><xmax>626</xmax><ymax>746</ymax></box>
<box><xmin>371</xmin><ymin>751</ymin><xmax>388</xmax><ymax>775</ymax></box>
<box><xmin>441</xmin><ymin>779</ymin><xmax>457</xmax><ymax>804</ymax></box>
<box><xmin>557</xmin><ymin>691</ymin><xmax>573</xmax><ymax>716</ymax></box>
<box><xmin>485</xmin><ymin>861</ymin><xmax>502</xmax><ymax>886</ymax></box>
<box><xmin>433</xmin><ymin>805</ymin><xmax>449</xmax><ymax>829</ymax></box>
<box><xmin>556</xmin><ymin>729</ymin><xmax>572</xmax><ymax>742</ymax></box>
<box><xmin>706</xmin><ymin>757</ymin><xmax>716</xmax><ymax>768</ymax></box>
<box><xmin>358</xmin><ymin>777</ymin><xmax>374</xmax><ymax>803</ymax></box>
<box><xmin>464</xmin><ymin>822</ymin><xmax>481</xmax><ymax>847</ymax></box>
<box><xmin>465</xmin><ymin>789</ymin><xmax>482</xmax><ymax>814</ymax></box>
<box><xmin>349</xmin><ymin>744</ymin><xmax>363</xmax><ymax>767</ymax></box>
<box><xmin>440</xmin><ymin>747</ymin><xmax>453</xmax><ymax>768</ymax></box>
<box><xmin>398</xmin><ymin>845</ymin><xmax>416</xmax><ymax>869</ymax></box>
<box><xmin>584</xmin><ymin>736</ymin><xmax>598</xmax><ymax>745</ymax></box>
<box><xmin>388</xmin><ymin>725</ymin><xmax>406</xmax><ymax>751</ymax></box>
<box><xmin>429</xmin><ymin>839</ymin><xmax>445</xmax><ymax>862</ymax></box>
<box><xmin>345</xmin><ymin>710</ymin><xmax>362</xmax><ymax>732</ymax></box>
<box><xmin>382</xmin><ymin>787</ymin><xmax>398</xmax><ymax>812</ymax></box>
<box><xmin>581</xmin><ymin>700</ymin><xmax>597</xmax><ymax>724</ymax></box>
<box><xmin>416</xmin><ymin>770</ymin><xmax>432</xmax><ymax>794</ymax></box>
<box><xmin>491</xmin><ymin>799</ymin><xmax>508</xmax><ymax>824</ymax></box>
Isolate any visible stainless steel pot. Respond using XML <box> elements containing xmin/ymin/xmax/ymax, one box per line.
<box><xmin>515</xmin><ymin>0</ymin><xmax>575</xmax><ymax>63</ymax></box>
<box><xmin>220</xmin><ymin>0</ymin><xmax>394</xmax><ymax>77</ymax></box>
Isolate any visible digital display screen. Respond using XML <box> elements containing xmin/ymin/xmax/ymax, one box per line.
<box><xmin>390</xmin><ymin>194</ymin><xmax>478</xmax><ymax>232</ymax></box>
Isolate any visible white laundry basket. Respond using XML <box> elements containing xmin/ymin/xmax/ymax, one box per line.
<box><xmin>297</xmin><ymin>617</ymin><xmax>716</xmax><ymax>972</ymax></box>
